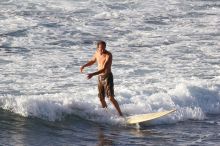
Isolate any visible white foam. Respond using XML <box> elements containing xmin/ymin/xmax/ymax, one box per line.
<box><xmin>1</xmin><ymin>80</ymin><xmax>219</xmax><ymax>125</ymax></box>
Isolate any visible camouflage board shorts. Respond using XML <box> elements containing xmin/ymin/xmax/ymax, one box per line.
<box><xmin>98</xmin><ymin>72</ymin><xmax>114</xmax><ymax>99</ymax></box>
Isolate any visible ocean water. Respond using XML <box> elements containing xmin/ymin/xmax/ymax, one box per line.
<box><xmin>0</xmin><ymin>0</ymin><xmax>220</xmax><ymax>145</ymax></box>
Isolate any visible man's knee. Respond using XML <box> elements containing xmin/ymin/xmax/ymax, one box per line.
<box><xmin>99</xmin><ymin>96</ymin><xmax>105</xmax><ymax>102</ymax></box>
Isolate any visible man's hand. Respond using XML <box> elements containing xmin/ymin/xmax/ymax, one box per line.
<box><xmin>87</xmin><ymin>73</ymin><xmax>93</xmax><ymax>79</ymax></box>
<box><xmin>80</xmin><ymin>66</ymin><xmax>84</xmax><ymax>73</ymax></box>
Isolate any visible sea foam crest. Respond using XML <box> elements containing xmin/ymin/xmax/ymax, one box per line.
<box><xmin>0</xmin><ymin>81</ymin><xmax>219</xmax><ymax>125</ymax></box>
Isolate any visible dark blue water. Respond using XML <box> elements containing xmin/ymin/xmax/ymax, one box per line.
<box><xmin>1</xmin><ymin>109</ymin><xmax>220</xmax><ymax>146</ymax></box>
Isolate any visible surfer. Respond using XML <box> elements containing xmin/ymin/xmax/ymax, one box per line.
<box><xmin>80</xmin><ymin>40</ymin><xmax>123</xmax><ymax>116</ymax></box>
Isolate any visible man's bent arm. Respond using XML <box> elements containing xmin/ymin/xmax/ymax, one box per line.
<box><xmin>91</xmin><ymin>68</ymin><xmax>105</xmax><ymax>76</ymax></box>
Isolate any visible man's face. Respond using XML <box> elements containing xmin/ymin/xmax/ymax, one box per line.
<box><xmin>97</xmin><ymin>44</ymin><xmax>105</xmax><ymax>54</ymax></box>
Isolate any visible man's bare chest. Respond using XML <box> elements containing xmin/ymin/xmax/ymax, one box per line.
<box><xmin>97</xmin><ymin>55</ymin><xmax>107</xmax><ymax>65</ymax></box>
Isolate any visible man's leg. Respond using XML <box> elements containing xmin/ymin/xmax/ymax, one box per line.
<box><xmin>100</xmin><ymin>96</ymin><xmax>107</xmax><ymax>108</ymax></box>
<box><xmin>109</xmin><ymin>96</ymin><xmax>123</xmax><ymax>116</ymax></box>
<box><xmin>106</xmin><ymin>73</ymin><xmax>123</xmax><ymax>116</ymax></box>
<box><xmin>98</xmin><ymin>78</ymin><xmax>107</xmax><ymax>108</ymax></box>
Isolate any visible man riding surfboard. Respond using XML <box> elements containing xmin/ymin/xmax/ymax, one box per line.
<box><xmin>80</xmin><ymin>40</ymin><xmax>123</xmax><ymax>116</ymax></box>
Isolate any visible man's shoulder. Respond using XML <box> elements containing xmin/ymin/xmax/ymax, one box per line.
<box><xmin>106</xmin><ymin>51</ymin><xmax>112</xmax><ymax>56</ymax></box>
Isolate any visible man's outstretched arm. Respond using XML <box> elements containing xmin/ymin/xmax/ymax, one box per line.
<box><xmin>80</xmin><ymin>54</ymin><xmax>96</xmax><ymax>73</ymax></box>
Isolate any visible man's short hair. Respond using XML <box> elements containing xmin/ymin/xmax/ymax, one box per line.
<box><xmin>97</xmin><ymin>40</ymin><xmax>106</xmax><ymax>48</ymax></box>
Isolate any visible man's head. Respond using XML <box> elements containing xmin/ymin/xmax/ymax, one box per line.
<box><xmin>97</xmin><ymin>40</ymin><xmax>106</xmax><ymax>54</ymax></box>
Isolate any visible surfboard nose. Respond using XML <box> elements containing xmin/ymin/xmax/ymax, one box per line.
<box><xmin>126</xmin><ymin>109</ymin><xmax>176</xmax><ymax>124</ymax></box>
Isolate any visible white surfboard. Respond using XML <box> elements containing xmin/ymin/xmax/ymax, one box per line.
<box><xmin>126</xmin><ymin>109</ymin><xmax>176</xmax><ymax>124</ymax></box>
